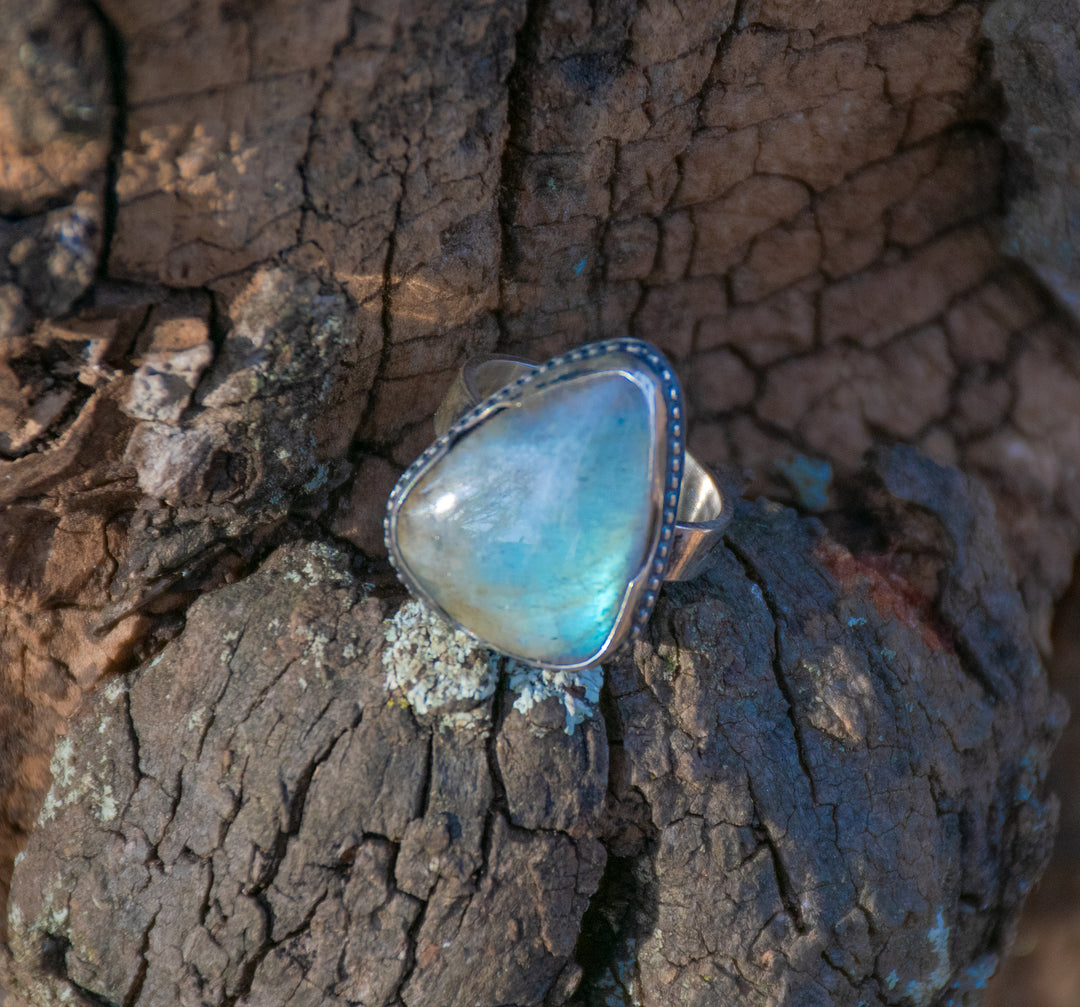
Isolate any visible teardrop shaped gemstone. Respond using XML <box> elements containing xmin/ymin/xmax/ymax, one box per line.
<box><xmin>393</xmin><ymin>370</ymin><xmax>659</xmax><ymax>666</ymax></box>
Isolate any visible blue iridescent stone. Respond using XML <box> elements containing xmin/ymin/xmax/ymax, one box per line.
<box><xmin>394</xmin><ymin>371</ymin><xmax>657</xmax><ymax>666</ymax></box>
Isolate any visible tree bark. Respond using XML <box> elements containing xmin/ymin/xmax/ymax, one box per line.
<box><xmin>0</xmin><ymin>0</ymin><xmax>1077</xmax><ymax>1003</ymax></box>
<box><xmin>4</xmin><ymin>449</ymin><xmax>1064</xmax><ymax>1006</ymax></box>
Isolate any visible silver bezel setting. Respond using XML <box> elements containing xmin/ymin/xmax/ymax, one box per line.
<box><xmin>384</xmin><ymin>338</ymin><xmax>685</xmax><ymax>670</ymax></box>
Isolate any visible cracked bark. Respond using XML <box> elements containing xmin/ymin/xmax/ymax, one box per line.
<box><xmin>0</xmin><ymin>0</ymin><xmax>1077</xmax><ymax>1004</ymax></box>
<box><xmin>5</xmin><ymin>455</ymin><xmax>1064</xmax><ymax>1005</ymax></box>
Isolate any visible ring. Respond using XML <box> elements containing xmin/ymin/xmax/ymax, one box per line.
<box><xmin>384</xmin><ymin>338</ymin><xmax>729</xmax><ymax>670</ymax></box>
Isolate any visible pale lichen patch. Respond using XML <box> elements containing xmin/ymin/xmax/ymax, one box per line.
<box><xmin>296</xmin><ymin>622</ymin><xmax>333</xmax><ymax>671</ymax></box>
<box><xmin>38</xmin><ymin>723</ymin><xmax>123</xmax><ymax>826</ymax></box>
<box><xmin>96</xmin><ymin>784</ymin><xmax>118</xmax><ymax>823</ymax></box>
<box><xmin>51</xmin><ymin>736</ymin><xmax>75</xmax><ymax>789</ymax></box>
<box><xmin>38</xmin><ymin>737</ymin><xmax>76</xmax><ymax>823</ymax></box>
<box><xmin>508</xmin><ymin>664</ymin><xmax>603</xmax><ymax>735</ymax></box>
<box><xmin>382</xmin><ymin>601</ymin><xmax>499</xmax><ymax>718</ymax></box>
<box><xmin>383</xmin><ymin>600</ymin><xmax>602</xmax><ymax>734</ymax></box>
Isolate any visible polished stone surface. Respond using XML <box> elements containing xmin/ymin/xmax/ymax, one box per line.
<box><xmin>395</xmin><ymin>371</ymin><xmax>656</xmax><ymax>665</ymax></box>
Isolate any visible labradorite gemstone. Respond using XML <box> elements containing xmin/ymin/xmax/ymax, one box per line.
<box><xmin>395</xmin><ymin>372</ymin><xmax>656</xmax><ymax>665</ymax></box>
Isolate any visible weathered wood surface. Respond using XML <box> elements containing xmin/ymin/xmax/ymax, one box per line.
<box><xmin>984</xmin><ymin>0</ymin><xmax>1080</xmax><ymax>318</ymax></box>
<box><xmin>0</xmin><ymin>0</ymin><xmax>1078</xmax><ymax>1003</ymax></box>
<box><xmin>3</xmin><ymin>449</ymin><xmax>1063</xmax><ymax>1006</ymax></box>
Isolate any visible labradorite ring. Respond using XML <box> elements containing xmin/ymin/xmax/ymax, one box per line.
<box><xmin>384</xmin><ymin>338</ymin><xmax>730</xmax><ymax>670</ymax></box>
